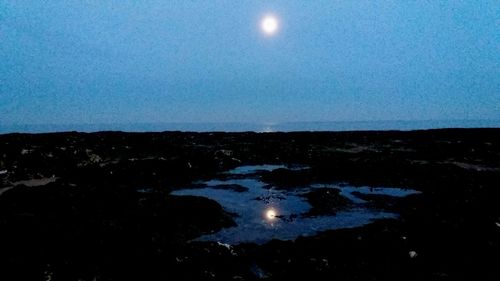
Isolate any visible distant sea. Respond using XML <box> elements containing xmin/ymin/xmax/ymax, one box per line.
<box><xmin>0</xmin><ymin>120</ymin><xmax>499</xmax><ymax>134</ymax></box>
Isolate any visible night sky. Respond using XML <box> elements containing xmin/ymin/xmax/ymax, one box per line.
<box><xmin>1</xmin><ymin>1</ymin><xmax>499</xmax><ymax>126</ymax></box>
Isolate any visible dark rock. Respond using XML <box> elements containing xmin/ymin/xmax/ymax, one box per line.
<box><xmin>180</xmin><ymin>183</ymin><xmax>249</xmax><ymax>192</ymax></box>
<box><xmin>351</xmin><ymin>191</ymin><xmax>399</xmax><ymax>209</ymax></box>
<box><xmin>260</xmin><ymin>168</ymin><xmax>313</xmax><ymax>188</ymax></box>
<box><xmin>302</xmin><ymin>188</ymin><xmax>353</xmax><ymax>216</ymax></box>
<box><xmin>209</xmin><ymin>184</ymin><xmax>249</xmax><ymax>192</ymax></box>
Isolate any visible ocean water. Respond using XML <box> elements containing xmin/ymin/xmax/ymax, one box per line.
<box><xmin>0</xmin><ymin>119</ymin><xmax>498</xmax><ymax>134</ymax></box>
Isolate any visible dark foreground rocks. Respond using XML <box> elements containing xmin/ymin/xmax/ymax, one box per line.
<box><xmin>302</xmin><ymin>187</ymin><xmax>352</xmax><ymax>216</ymax></box>
<box><xmin>0</xmin><ymin>182</ymin><xmax>235</xmax><ymax>280</ymax></box>
<box><xmin>0</xmin><ymin>129</ymin><xmax>499</xmax><ymax>280</ymax></box>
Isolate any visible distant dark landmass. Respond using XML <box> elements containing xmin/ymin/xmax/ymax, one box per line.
<box><xmin>1</xmin><ymin>119</ymin><xmax>499</xmax><ymax>134</ymax></box>
<box><xmin>0</xmin><ymin>129</ymin><xmax>499</xmax><ymax>280</ymax></box>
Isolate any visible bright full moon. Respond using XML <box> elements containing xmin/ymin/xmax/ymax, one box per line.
<box><xmin>261</xmin><ymin>15</ymin><xmax>278</xmax><ymax>35</ymax></box>
<box><xmin>265</xmin><ymin>208</ymin><xmax>277</xmax><ymax>220</ymax></box>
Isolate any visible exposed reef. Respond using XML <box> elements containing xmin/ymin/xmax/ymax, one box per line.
<box><xmin>0</xmin><ymin>129</ymin><xmax>499</xmax><ymax>280</ymax></box>
<box><xmin>301</xmin><ymin>187</ymin><xmax>353</xmax><ymax>216</ymax></box>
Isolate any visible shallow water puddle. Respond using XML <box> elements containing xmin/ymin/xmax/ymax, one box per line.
<box><xmin>171</xmin><ymin>165</ymin><xmax>420</xmax><ymax>244</ymax></box>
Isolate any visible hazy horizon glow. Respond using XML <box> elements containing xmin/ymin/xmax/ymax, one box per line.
<box><xmin>1</xmin><ymin>1</ymin><xmax>499</xmax><ymax>126</ymax></box>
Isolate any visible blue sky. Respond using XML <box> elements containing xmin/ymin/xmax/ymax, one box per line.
<box><xmin>1</xmin><ymin>1</ymin><xmax>499</xmax><ymax>125</ymax></box>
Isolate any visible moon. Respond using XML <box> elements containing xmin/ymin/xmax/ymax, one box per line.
<box><xmin>261</xmin><ymin>15</ymin><xmax>279</xmax><ymax>35</ymax></box>
<box><xmin>265</xmin><ymin>208</ymin><xmax>277</xmax><ymax>220</ymax></box>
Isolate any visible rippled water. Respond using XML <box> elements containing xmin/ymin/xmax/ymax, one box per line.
<box><xmin>171</xmin><ymin>165</ymin><xmax>421</xmax><ymax>244</ymax></box>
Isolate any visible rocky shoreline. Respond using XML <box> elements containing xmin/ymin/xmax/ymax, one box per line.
<box><xmin>0</xmin><ymin>129</ymin><xmax>499</xmax><ymax>280</ymax></box>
